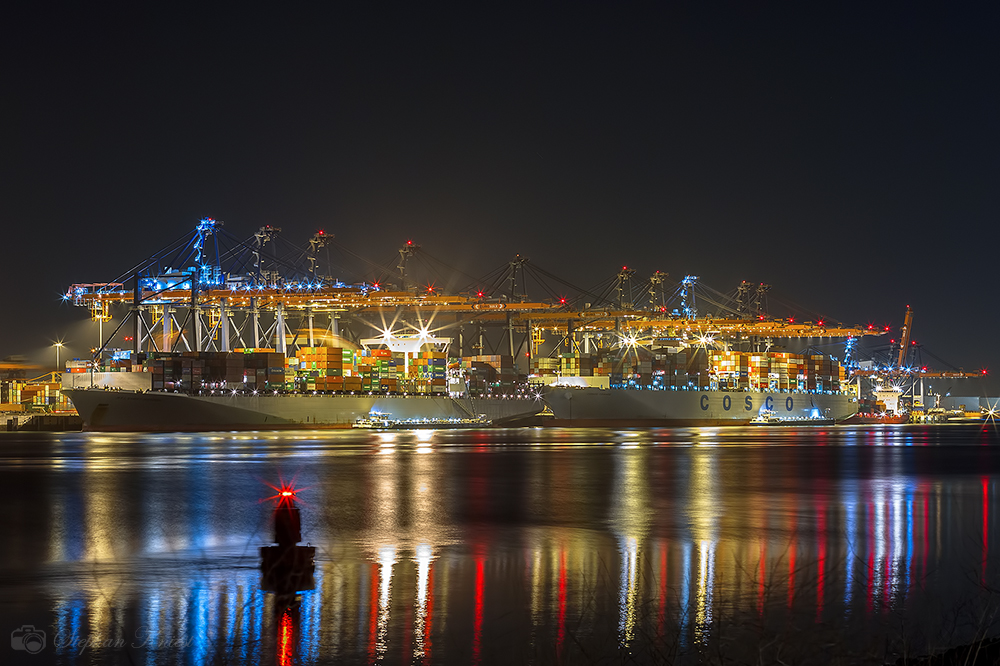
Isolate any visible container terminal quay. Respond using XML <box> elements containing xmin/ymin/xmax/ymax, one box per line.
<box><xmin>2</xmin><ymin>218</ymin><xmax>990</xmax><ymax>431</ymax></box>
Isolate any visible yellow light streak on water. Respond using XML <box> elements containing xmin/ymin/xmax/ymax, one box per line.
<box><xmin>413</xmin><ymin>543</ymin><xmax>433</xmax><ymax>660</ymax></box>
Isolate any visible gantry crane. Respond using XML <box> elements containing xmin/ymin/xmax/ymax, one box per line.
<box><xmin>64</xmin><ymin>219</ymin><xmax>884</xmax><ymax>364</ymax></box>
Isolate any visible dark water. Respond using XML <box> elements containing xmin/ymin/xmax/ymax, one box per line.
<box><xmin>2</xmin><ymin>425</ymin><xmax>1000</xmax><ymax>665</ymax></box>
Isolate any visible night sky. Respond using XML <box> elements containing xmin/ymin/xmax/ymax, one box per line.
<box><xmin>4</xmin><ymin>4</ymin><xmax>998</xmax><ymax>392</ymax></box>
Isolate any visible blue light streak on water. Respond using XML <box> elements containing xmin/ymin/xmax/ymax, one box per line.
<box><xmin>185</xmin><ymin>584</ymin><xmax>209</xmax><ymax>664</ymax></box>
<box><xmin>222</xmin><ymin>581</ymin><xmax>236</xmax><ymax>656</ymax></box>
<box><xmin>53</xmin><ymin>593</ymin><xmax>85</xmax><ymax>660</ymax></box>
<box><xmin>892</xmin><ymin>483</ymin><xmax>904</xmax><ymax>605</ymax></box>
<box><xmin>877</xmin><ymin>481</ymin><xmax>894</xmax><ymax>606</ymax></box>
<box><xmin>679</xmin><ymin>541</ymin><xmax>692</xmax><ymax>650</ymax></box>
<box><xmin>143</xmin><ymin>589</ymin><xmax>161</xmax><ymax>666</ymax></box>
<box><xmin>843</xmin><ymin>486</ymin><xmax>857</xmax><ymax>613</ymax></box>
<box><xmin>906</xmin><ymin>487</ymin><xmax>915</xmax><ymax>595</ymax></box>
<box><xmin>243</xmin><ymin>585</ymin><xmax>261</xmax><ymax>663</ymax></box>
<box><xmin>301</xmin><ymin>583</ymin><xmax>320</xmax><ymax>662</ymax></box>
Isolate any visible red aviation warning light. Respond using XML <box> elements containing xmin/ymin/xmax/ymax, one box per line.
<box><xmin>559</xmin><ymin>297</ymin><xmax>567</xmax><ymax>305</ymax></box>
<box><xmin>477</xmin><ymin>290</ymin><xmax>484</xmax><ymax>298</ymax></box>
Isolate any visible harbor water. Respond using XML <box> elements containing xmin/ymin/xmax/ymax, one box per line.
<box><xmin>1</xmin><ymin>425</ymin><xmax>999</xmax><ymax>664</ymax></box>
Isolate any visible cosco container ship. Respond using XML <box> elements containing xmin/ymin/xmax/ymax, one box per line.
<box><xmin>63</xmin><ymin>347</ymin><xmax>542</xmax><ymax>432</ymax></box>
<box><xmin>64</xmin><ymin>388</ymin><xmax>542</xmax><ymax>432</ymax></box>
<box><xmin>538</xmin><ymin>348</ymin><xmax>858</xmax><ymax>426</ymax></box>
<box><xmin>541</xmin><ymin>385</ymin><xmax>855</xmax><ymax>426</ymax></box>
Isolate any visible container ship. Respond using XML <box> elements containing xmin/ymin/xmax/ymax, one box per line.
<box><xmin>64</xmin><ymin>348</ymin><xmax>542</xmax><ymax>432</ymax></box>
<box><xmin>538</xmin><ymin>348</ymin><xmax>858</xmax><ymax>426</ymax></box>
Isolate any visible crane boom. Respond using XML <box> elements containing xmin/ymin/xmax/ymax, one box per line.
<box><xmin>896</xmin><ymin>305</ymin><xmax>914</xmax><ymax>369</ymax></box>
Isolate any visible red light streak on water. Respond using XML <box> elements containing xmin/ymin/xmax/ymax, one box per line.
<box><xmin>758</xmin><ymin>543</ymin><xmax>765</xmax><ymax>617</ymax></box>
<box><xmin>557</xmin><ymin>546</ymin><xmax>566</xmax><ymax>660</ymax></box>
<box><xmin>816</xmin><ymin>502</ymin><xmax>826</xmax><ymax>623</ymax></box>
<box><xmin>473</xmin><ymin>554</ymin><xmax>485</xmax><ymax>666</ymax></box>
<box><xmin>657</xmin><ymin>542</ymin><xmax>667</xmax><ymax>639</ymax></box>
<box><xmin>788</xmin><ymin>509</ymin><xmax>797</xmax><ymax>609</ymax></box>
<box><xmin>368</xmin><ymin>562</ymin><xmax>378</xmax><ymax>662</ymax></box>
<box><xmin>983</xmin><ymin>477</ymin><xmax>989</xmax><ymax>586</ymax></box>
<box><xmin>277</xmin><ymin>609</ymin><xmax>294</xmax><ymax>666</ymax></box>
<box><xmin>788</xmin><ymin>541</ymin><xmax>797</xmax><ymax>609</ymax></box>
<box><xmin>866</xmin><ymin>502</ymin><xmax>874</xmax><ymax>615</ymax></box>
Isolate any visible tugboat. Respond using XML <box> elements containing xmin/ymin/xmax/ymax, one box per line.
<box><xmin>353</xmin><ymin>410</ymin><xmax>491</xmax><ymax>429</ymax></box>
<box><xmin>750</xmin><ymin>408</ymin><xmax>835</xmax><ymax>426</ymax></box>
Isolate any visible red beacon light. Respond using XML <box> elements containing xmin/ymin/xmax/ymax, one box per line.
<box><xmin>477</xmin><ymin>291</ymin><xmax>484</xmax><ymax>298</ymax></box>
<box><xmin>559</xmin><ymin>297</ymin><xmax>567</xmax><ymax>305</ymax></box>
<box><xmin>264</xmin><ymin>478</ymin><xmax>303</xmax><ymax>507</ymax></box>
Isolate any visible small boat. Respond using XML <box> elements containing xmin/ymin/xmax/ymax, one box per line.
<box><xmin>354</xmin><ymin>412</ymin><xmax>492</xmax><ymax>429</ymax></box>
<box><xmin>750</xmin><ymin>409</ymin><xmax>835</xmax><ymax>426</ymax></box>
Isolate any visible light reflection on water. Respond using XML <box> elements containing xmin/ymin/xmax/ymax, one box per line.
<box><xmin>1</xmin><ymin>425</ymin><xmax>999</xmax><ymax>664</ymax></box>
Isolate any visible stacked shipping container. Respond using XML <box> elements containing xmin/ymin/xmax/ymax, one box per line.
<box><xmin>527</xmin><ymin>348</ymin><xmax>843</xmax><ymax>393</ymax></box>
